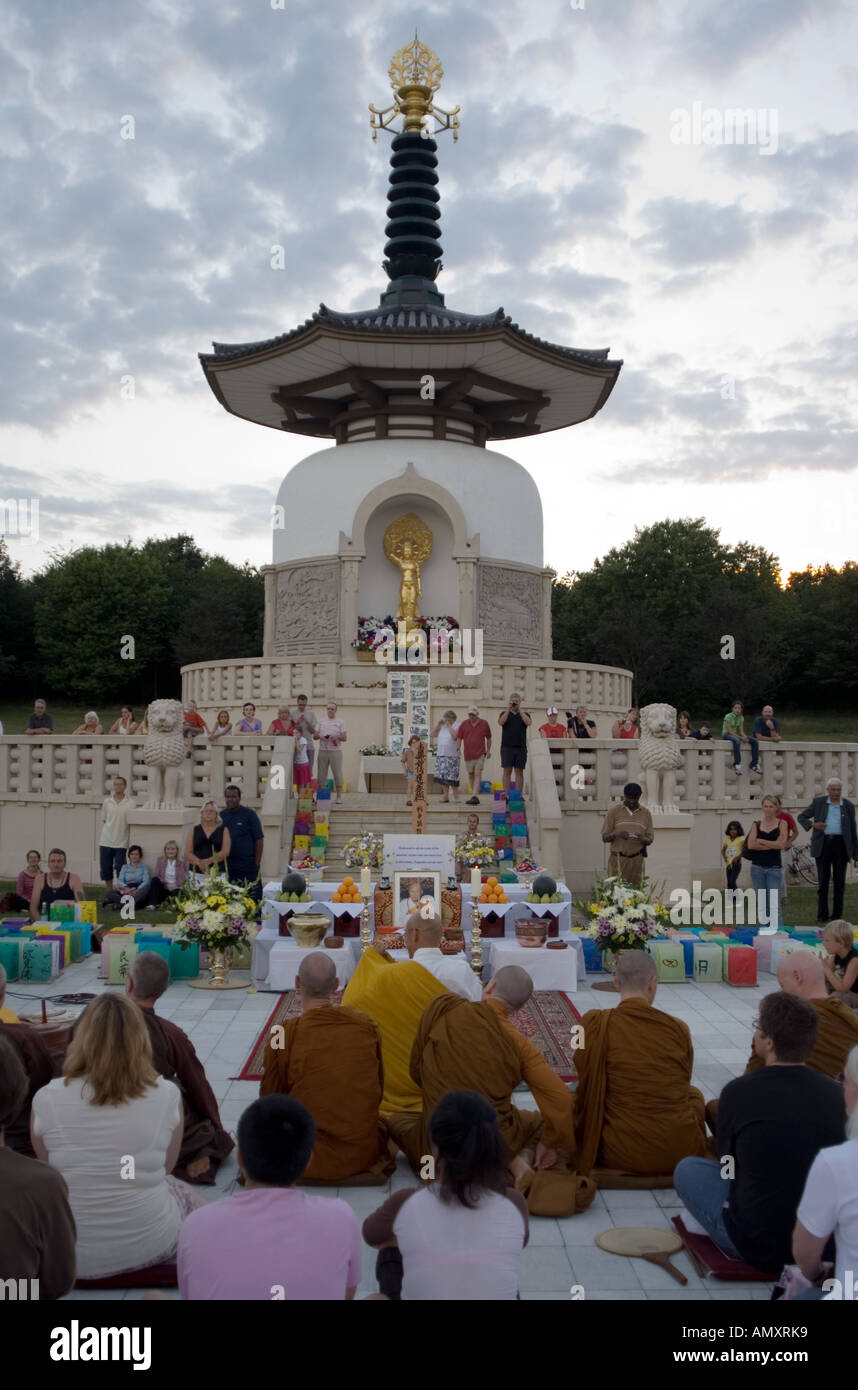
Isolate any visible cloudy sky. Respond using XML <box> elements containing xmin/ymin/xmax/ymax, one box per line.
<box><xmin>1</xmin><ymin>0</ymin><xmax>855</xmax><ymax>586</ymax></box>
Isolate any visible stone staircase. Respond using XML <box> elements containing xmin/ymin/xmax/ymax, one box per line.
<box><xmin>282</xmin><ymin>793</ymin><xmax>537</xmax><ymax>874</ymax></box>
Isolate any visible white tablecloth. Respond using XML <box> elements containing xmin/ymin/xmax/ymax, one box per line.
<box><xmin>483</xmin><ymin>938</ymin><xmax>578</xmax><ymax>992</ymax></box>
<box><xmin>461</xmin><ymin>883</ymin><xmax>573</xmax><ymax>935</ymax></box>
<box><xmin>255</xmin><ymin>882</ymin><xmax>376</xmax><ymax>984</ymax></box>
<box><xmin>267</xmin><ymin>941</ymin><xmax>356</xmax><ymax>992</ymax></box>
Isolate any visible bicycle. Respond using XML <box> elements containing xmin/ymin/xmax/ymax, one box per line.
<box><xmin>786</xmin><ymin>842</ymin><xmax>817</xmax><ymax>885</ymax></box>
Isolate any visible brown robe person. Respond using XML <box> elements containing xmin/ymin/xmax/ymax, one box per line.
<box><xmin>125</xmin><ymin>952</ymin><xmax>234</xmax><ymax>1183</ymax></box>
<box><xmin>601</xmin><ymin>784</ymin><xmax>653</xmax><ymax>886</ymax></box>
<box><xmin>387</xmin><ymin>966</ymin><xmax>595</xmax><ymax>1216</ymax></box>
<box><xmin>0</xmin><ymin>1018</ymin><xmax>53</xmax><ymax>1157</ymax></box>
<box><xmin>260</xmin><ymin>952</ymin><xmax>395</xmax><ymax>1185</ymax></box>
<box><xmin>574</xmin><ymin>952</ymin><xmax>709</xmax><ymax>1185</ymax></box>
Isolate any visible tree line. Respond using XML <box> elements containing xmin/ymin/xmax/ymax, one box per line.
<box><xmin>0</xmin><ymin>535</ymin><xmax>263</xmax><ymax>703</ymax></box>
<box><xmin>551</xmin><ymin>518</ymin><xmax>858</xmax><ymax>711</ymax></box>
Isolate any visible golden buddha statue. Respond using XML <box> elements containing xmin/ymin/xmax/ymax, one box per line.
<box><xmin>383</xmin><ymin>513</ymin><xmax>433</xmax><ymax>639</ymax></box>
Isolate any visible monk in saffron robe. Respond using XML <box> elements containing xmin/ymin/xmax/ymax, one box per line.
<box><xmin>387</xmin><ymin>966</ymin><xmax>595</xmax><ymax>1216</ymax></box>
<box><xmin>574</xmin><ymin>951</ymin><xmax>710</xmax><ymax>1185</ymax></box>
<box><xmin>125</xmin><ymin>951</ymin><xmax>234</xmax><ymax>1183</ymax></box>
<box><xmin>705</xmin><ymin>950</ymin><xmax>858</xmax><ymax>1132</ymax></box>
<box><xmin>341</xmin><ymin>941</ymin><xmax>451</xmax><ymax>1115</ymax></box>
<box><xmin>260</xmin><ymin>952</ymin><xmax>394</xmax><ymax>1185</ymax></box>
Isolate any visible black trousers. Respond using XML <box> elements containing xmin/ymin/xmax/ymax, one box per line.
<box><xmin>817</xmin><ymin>836</ymin><xmax>849</xmax><ymax>919</ymax></box>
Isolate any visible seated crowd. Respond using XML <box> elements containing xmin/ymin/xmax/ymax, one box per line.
<box><xmin>2</xmin><ymin>904</ymin><xmax>857</xmax><ymax>1301</ymax></box>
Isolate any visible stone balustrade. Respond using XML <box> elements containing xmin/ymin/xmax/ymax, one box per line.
<box><xmin>0</xmin><ymin>736</ymin><xmax>281</xmax><ymax>805</ymax></box>
<box><xmin>540</xmin><ymin>738</ymin><xmax>858</xmax><ymax>810</ymax></box>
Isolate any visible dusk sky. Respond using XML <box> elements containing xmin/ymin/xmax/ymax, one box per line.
<box><xmin>1</xmin><ymin>0</ymin><xmax>855</xmax><ymax>582</ymax></box>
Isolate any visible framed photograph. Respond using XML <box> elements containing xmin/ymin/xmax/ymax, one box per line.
<box><xmin>394</xmin><ymin>871</ymin><xmax>441</xmax><ymax>927</ymax></box>
<box><xmin>389</xmin><ymin>734</ymin><xmax>404</xmax><ymax>756</ymax></box>
<box><xmin>409</xmin><ymin>674</ymin><xmax>429</xmax><ymax>699</ymax></box>
<box><xmin>409</xmin><ymin>724</ymin><xmax>429</xmax><ymax>742</ymax></box>
<box><xmin>411</xmin><ymin>702</ymin><xmax>427</xmax><ymax>723</ymax></box>
<box><xmin>389</xmin><ymin>676</ymin><xmax>406</xmax><ymax>699</ymax></box>
<box><xmin>389</xmin><ymin>716</ymin><xmax>405</xmax><ymax>736</ymax></box>
<box><xmin>387</xmin><ymin>700</ymin><xmax>407</xmax><ymax>715</ymax></box>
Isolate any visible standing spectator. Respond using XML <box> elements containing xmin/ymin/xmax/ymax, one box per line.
<box><xmin>601</xmin><ymin>783</ymin><xmax>654</xmax><ymax>886</ymax></box>
<box><xmin>792</xmin><ymin>1044</ymin><xmax>858</xmax><ymax>1300</ymax></box>
<box><xmin>266</xmin><ymin>707</ymin><xmax>295</xmax><ymax>736</ymax></box>
<box><xmin>31</xmin><ymin>994</ymin><xmax>206</xmax><ymax>1280</ymax></box>
<box><xmin>234</xmin><ymin>702</ymin><xmax>262</xmax><ymax>734</ymax></box>
<box><xmin>208</xmin><ymin>709</ymin><xmax>233</xmax><ymax>741</ymax></box>
<box><xmin>184</xmin><ymin>802</ymin><xmax>231</xmax><ymax>878</ymax></box>
<box><xmin>798</xmin><ymin>778</ymin><xmax>858</xmax><ymax>923</ymax></box>
<box><xmin>291</xmin><ymin>696</ymin><xmax>318</xmax><ymax>779</ymax></box>
<box><xmin>0</xmin><ymin>1035</ymin><xmax>77</xmax><ymax>1300</ymax></box>
<box><xmin>315</xmin><ymin>702</ymin><xmax>347</xmax><ymax>803</ymax></box>
<box><xmin>72</xmin><ymin>711</ymin><xmax>103</xmax><ymax>735</ymax></box>
<box><xmin>821</xmin><ymin>921</ymin><xmax>858</xmax><ymax>1007</ymax></box>
<box><xmin>498</xmin><ymin>694</ymin><xmax>531</xmax><ymax>796</ymax></box>
<box><xmin>363</xmin><ymin>1090</ymin><xmax>528</xmax><ymax>1302</ymax></box>
<box><xmin>538</xmin><ymin>707</ymin><xmax>567</xmax><ymax>739</ymax></box>
<box><xmin>745</xmin><ymin>794</ymin><xmax>789</xmax><ymax>929</ymax></box>
<box><xmin>177</xmin><ymin>1095</ymin><xmax>361</xmax><ymax>1301</ymax></box>
<box><xmin>24</xmin><ymin>699</ymin><xmax>53</xmax><ymax>735</ymax></box>
<box><xmin>722</xmin><ymin>821</ymin><xmax>745</xmax><ymax>902</ymax></box>
<box><xmin>753</xmin><ymin>704</ymin><xmax>782</xmax><ymax>745</ymax></box>
<box><xmin>30</xmin><ymin>849</ymin><xmax>84</xmax><ymax>922</ymax></box>
<box><xmin>675</xmin><ymin>711</ymin><xmax>693</xmax><ymax>739</ymax></box>
<box><xmin>690</xmin><ymin>722</ymin><xmax>712</xmax><ymax>741</ymax></box>
<box><xmin>432</xmin><ymin>710</ymin><xmax>461</xmax><ymax>804</ymax></box>
<box><xmin>457</xmin><ymin>706</ymin><xmax>492</xmax><ymax>805</ymax></box>
<box><xmin>722</xmin><ymin>700</ymin><xmax>760</xmax><ymax>775</ymax></box>
<box><xmin>99</xmin><ymin>775</ymin><xmax>133</xmax><ymax>892</ymax></box>
<box><xmin>0</xmin><ymin>848</ymin><xmax>41</xmax><ymax>913</ymax></box>
<box><xmin>611</xmin><ymin>709</ymin><xmax>638</xmax><ymax>739</ymax></box>
<box><xmin>674</xmin><ymin>993</ymin><xmax>845</xmax><ymax>1271</ymax></box>
<box><xmin>567</xmin><ymin>706</ymin><xmax>596</xmax><ymax>739</ymax></box>
<box><xmin>220</xmin><ymin>785</ymin><xmax>264</xmax><ymax>896</ymax></box>
<box><xmin>778</xmin><ymin>805</ymin><xmax>799</xmax><ymax>908</ymax></box>
<box><xmin>108</xmin><ymin>705</ymin><xmax>138</xmax><ymax>735</ymax></box>
<box><xmin>183</xmin><ymin>698</ymin><xmax>207</xmax><ymax>756</ymax></box>
<box><xmin>103</xmin><ymin>845</ymin><xmax>151</xmax><ymax>911</ymax></box>
<box><xmin>148</xmin><ymin>840</ymin><xmax>188</xmax><ymax>908</ymax></box>
<box><xmin>293</xmin><ymin>732</ymin><xmax>311</xmax><ymax>789</ymax></box>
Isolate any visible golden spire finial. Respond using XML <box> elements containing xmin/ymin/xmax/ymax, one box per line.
<box><xmin>369</xmin><ymin>39</ymin><xmax>460</xmax><ymax>141</ymax></box>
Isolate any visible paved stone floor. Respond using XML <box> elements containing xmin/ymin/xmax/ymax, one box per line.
<box><xmin>8</xmin><ymin>956</ymin><xmax>781</xmax><ymax>1301</ymax></box>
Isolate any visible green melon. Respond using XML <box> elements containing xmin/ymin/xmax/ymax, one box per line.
<box><xmin>281</xmin><ymin>871</ymin><xmax>307</xmax><ymax>896</ymax></box>
<box><xmin>532</xmin><ymin>874</ymin><xmax>557</xmax><ymax>898</ymax></box>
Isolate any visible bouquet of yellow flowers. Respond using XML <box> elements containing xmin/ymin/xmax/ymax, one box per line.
<box><xmin>575</xmin><ymin>873</ymin><xmax>670</xmax><ymax>954</ymax></box>
<box><xmin>174</xmin><ymin>867</ymin><xmax>259</xmax><ymax>952</ymax></box>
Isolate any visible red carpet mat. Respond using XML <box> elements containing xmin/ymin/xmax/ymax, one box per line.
<box><xmin>236</xmin><ymin>990</ymin><xmax>581</xmax><ymax>1082</ymax></box>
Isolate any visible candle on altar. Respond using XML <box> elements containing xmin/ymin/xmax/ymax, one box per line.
<box><xmin>470</xmin><ymin>866</ymin><xmax>481</xmax><ymax>897</ymax></box>
<box><xmin>360</xmin><ymin>865</ymin><xmax>372</xmax><ymax>898</ymax></box>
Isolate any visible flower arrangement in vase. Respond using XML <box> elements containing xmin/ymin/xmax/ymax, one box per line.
<box><xmin>341</xmin><ymin>832</ymin><xmax>383</xmax><ymax>869</ymax></box>
<box><xmin>575</xmin><ymin>873</ymin><xmax>670</xmax><ymax>957</ymax></box>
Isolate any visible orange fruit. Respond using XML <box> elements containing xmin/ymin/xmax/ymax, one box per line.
<box><xmin>343</xmin><ymin>876</ymin><xmax>353</xmax><ymax>887</ymax></box>
<box><xmin>487</xmin><ymin>876</ymin><xmax>497</xmax><ymax>887</ymax></box>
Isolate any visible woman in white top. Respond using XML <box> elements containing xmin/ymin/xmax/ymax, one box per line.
<box><xmin>108</xmin><ymin>705</ymin><xmax>139</xmax><ymax>735</ymax></box>
<box><xmin>208</xmin><ymin>708</ymin><xmax>233</xmax><ymax>741</ymax></box>
<box><xmin>30</xmin><ymin>994</ymin><xmax>205</xmax><ymax>1278</ymax></box>
<box><xmin>363</xmin><ymin>1090</ymin><xmax>528</xmax><ymax>1301</ymax></box>
<box><xmin>792</xmin><ymin>1044</ymin><xmax>858</xmax><ymax>1299</ymax></box>
<box><xmin>431</xmin><ymin>710</ymin><xmax>461</xmax><ymax>804</ymax></box>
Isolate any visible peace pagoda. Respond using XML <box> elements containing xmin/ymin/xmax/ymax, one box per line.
<box><xmin>186</xmin><ymin>38</ymin><xmax>632</xmax><ymax>867</ymax></box>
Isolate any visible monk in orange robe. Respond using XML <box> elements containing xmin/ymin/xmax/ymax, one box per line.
<box><xmin>260</xmin><ymin>952</ymin><xmax>394</xmax><ymax>1185</ymax></box>
<box><xmin>574</xmin><ymin>951</ymin><xmax>710</xmax><ymax>1186</ymax></box>
<box><xmin>341</xmin><ymin>940</ymin><xmax>451</xmax><ymax>1115</ymax></box>
<box><xmin>387</xmin><ymin>966</ymin><xmax>595</xmax><ymax>1216</ymax></box>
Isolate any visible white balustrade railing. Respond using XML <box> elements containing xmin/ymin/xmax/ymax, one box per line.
<box><xmin>539</xmin><ymin>738</ymin><xmax>858</xmax><ymax>811</ymax></box>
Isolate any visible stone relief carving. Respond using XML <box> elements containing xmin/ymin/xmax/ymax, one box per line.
<box><xmin>477</xmin><ymin>563</ymin><xmax>543</xmax><ymax>657</ymax></box>
<box><xmin>273</xmin><ymin>562</ymin><xmax>340</xmax><ymax>657</ymax></box>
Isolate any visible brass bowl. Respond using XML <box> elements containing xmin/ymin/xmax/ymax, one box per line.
<box><xmin>515</xmin><ymin>917</ymin><xmax>547</xmax><ymax>948</ymax></box>
<box><xmin>287</xmin><ymin>914</ymin><xmax>330</xmax><ymax>949</ymax></box>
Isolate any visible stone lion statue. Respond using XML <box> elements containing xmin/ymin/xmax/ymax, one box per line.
<box><xmin>142</xmin><ymin>699</ymin><xmax>186</xmax><ymax>810</ymax></box>
<box><xmin>639</xmin><ymin>702</ymin><xmax>682</xmax><ymax>812</ymax></box>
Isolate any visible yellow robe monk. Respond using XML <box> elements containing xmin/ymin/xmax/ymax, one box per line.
<box><xmin>341</xmin><ymin>947</ymin><xmax>450</xmax><ymax>1114</ymax></box>
<box><xmin>0</xmin><ymin>1005</ymin><xmax>19</xmax><ymax>1022</ymax></box>
<box><xmin>260</xmin><ymin>1003</ymin><xmax>394</xmax><ymax>1184</ymax></box>
<box><xmin>574</xmin><ymin>998</ymin><xmax>709</xmax><ymax>1182</ymax></box>
<box><xmin>745</xmin><ymin>996</ymin><xmax>858</xmax><ymax>1078</ymax></box>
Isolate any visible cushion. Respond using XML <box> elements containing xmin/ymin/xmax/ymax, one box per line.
<box><xmin>75</xmin><ymin>1262</ymin><xmax>178</xmax><ymax>1290</ymax></box>
<box><xmin>671</xmin><ymin>1216</ymin><xmax>778</xmax><ymax>1281</ymax></box>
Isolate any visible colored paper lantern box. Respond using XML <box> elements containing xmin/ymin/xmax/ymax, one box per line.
<box><xmin>0</xmin><ymin>938</ymin><xmax>23</xmax><ymax>980</ymax></box>
<box><xmin>312</xmin><ymin>836</ymin><xmax>327</xmax><ymax>849</ymax></box>
<box><xmin>314</xmin><ymin>824</ymin><xmax>330</xmax><ymax>838</ymax></box>
<box><xmin>292</xmin><ymin>835</ymin><xmax>310</xmax><ymax>850</ymax></box>
<box><xmin>726</xmin><ymin>944</ymin><xmax>757</xmax><ymax>986</ymax></box>
<box><xmin>21</xmin><ymin>939</ymin><xmax>57</xmax><ymax>982</ymax></box>
<box><xmin>35</xmin><ymin>929</ymin><xmax>69</xmax><ymax>969</ymax></box>
<box><xmin>169</xmin><ymin>941</ymin><xmax>200</xmax><ymax>979</ymax></box>
<box><xmin>49</xmin><ymin>902</ymin><xmax>75</xmax><ymax>924</ymax></box>
<box><xmin>647</xmin><ymin>940</ymin><xmax>687</xmax><ymax>983</ymax></box>
<box><xmin>107</xmin><ymin>937</ymin><xmax>138</xmax><ymax>985</ymax></box>
<box><xmin>498</xmin><ymin>848</ymin><xmax>514</xmax><ymax>862</ymax></box>
<box><xmin>692</xmin><ymin>942</ymin><xmax>723</xmax><ymax>982</ymax></box>
<box><xmin>135</xmin><ymin>938</ymin><xmax>173</xmax><ymax>971</ymax></box>
<box><xmin>581</xmin><ymin>938</ymin><xmax>602</xmax><ymax>972</ymax></box>
<box><xmin>0</xmin><ymin>920</ymin><xmax>28</xmax><ymax>931</ymax></box>
<box><xmin>293</xmin><ymin>820</ymin><xmax>312</xmax><ymax>835</ymax></box>
<box><xmin>316</xmin><ymin>788</ymin><xmax>331</xmax><ymax>801</ymax></box>
<box><xmin>479</xmin><ymin>781</ymin><xmax>491</xmax><ymax>793</ymax></box>
<box><xmin>74</xmin><ymin>901</ymin><xmax>98</xmax><ymax>926</ymax></box>
<box><xmin>510</xmin><ymin>812</ymin><xmax>526</xmax><ymax>824</ymax></box>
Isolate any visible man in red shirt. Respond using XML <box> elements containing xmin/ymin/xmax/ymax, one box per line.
<box><xmin>778</xmin><ymin>808</ymin><xmax>799</xmax><ymax>907</ymax></box>
<box><xmin>183</xmin><ymin>699</ymin><xmax>207</xmax><ymax>756</ymax></box>
<box><xmin>457</xmin><ymin>707</ymin><xmax>492</xmax><ymax>805</ymax></box>
<box><xmin>538</xmin><ymin>706</ymin><xmax>567</xmax><ymax>739</ymax></box>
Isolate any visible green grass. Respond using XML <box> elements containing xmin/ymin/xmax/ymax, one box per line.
<box><xmin>0</xmin><ymin>882</ymin><xmax>179</xmax><ymax>930</ymax></box>
<box><xmin>783</xmin><ymin>884</ymin><xmax>858</xmax><ymax>927</ymax></box>
<box><xmin>2</xmin><ymin>702</ymin><xmax>856</xmax><ymax>741</ymax></box>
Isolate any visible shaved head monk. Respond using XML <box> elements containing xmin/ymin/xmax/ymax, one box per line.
<box><xmin>573</xmin><ymin>951</ymin><xmax>710</xmax><ymax>1185</ymax></box>
<box><xmin>752</xmin><ymin>952</ymin><xmax>858</xmax><ymax>1075</ymax></box>
<box><xmin>403</xmin><ymin>911</ymin><xmax>482</xmax><ymax>1001</ymax></box>
<box><xmin>125</xmin><ymin>951</ymin><xmax>234</xmax><ymax>1183</ymax></box>
<box><xmin>385</xmin><ymin>966</ymin><xmax>595</xmax><ymax>1216</ymax></box>
<box><xmin>260</xmin><ymin>952</ymin><xmax>394</xmax><ymax>1184</ymax></box>
<box><xmin>341</xmin><ymin>929</ymin><xmax>453</xmax><ymax>1116</ymax></box>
